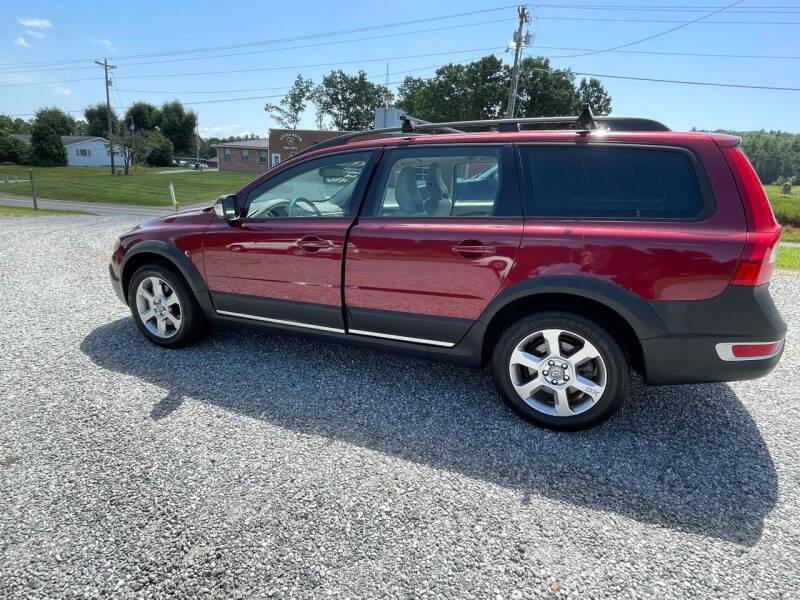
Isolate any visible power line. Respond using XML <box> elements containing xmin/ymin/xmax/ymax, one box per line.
<box><xmin>0</xmin><ymin>4</ymin><xmax>519</xmax><ymax>69</ymax></box>
<box><xmin>534</xmin><ymin>3</ymin><xmax>800</xmax><ymax>13</ymax></box>
<box><xmin>0</xmin><ymin>19</ymin><xmax>513</xmax><ymax>76</ymax></box>
<box><xmin>567</xmin><ymin>70</ymin><xmax>800</xmax><ymax>92</ymax></box>
<box><xmin>535</xmin><ymin>45</ymin><xmax>800</xmax><ymax>60</ymax></box>
<box><xmin>534</xmin><ymin>15</ymin><xmax>800</xmax><ymax>24</ymax></box>
<box><xmin>10</xmin><ymin>60</ymin><xmax>800</xmax><ymax>120</ymax></box>
<box><xmin>0</xmin><ymin>45</ymin><xmax>505</xmax><ymax>87</ymax></box>
<box><xmin>542</xmin><ymin>0</ymin><xmax>746</xmax><ymax>59</ymax></box>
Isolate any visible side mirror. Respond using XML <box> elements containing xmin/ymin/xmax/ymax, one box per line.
<box><xmin>214</xmin><ymin>194</ymin><xmax>240</xmax><ymax>221</ymax></box>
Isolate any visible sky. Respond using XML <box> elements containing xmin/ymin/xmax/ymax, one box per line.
<box><xmin>1</xmin><ymin>0</ymin><xmax>799</xmax><ymax>138</ymax></box>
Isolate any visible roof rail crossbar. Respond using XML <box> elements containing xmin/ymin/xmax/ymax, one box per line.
<box><xmin>294</xmin><ymin>107</ymin><xmax>669</xmax><ymax>158</ymax></box>
<box><xmin>297</xmin><ymin>116</ymin><xmax>462</xmax><ymax>158</ymax></box>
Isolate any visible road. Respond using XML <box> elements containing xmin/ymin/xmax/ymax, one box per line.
<box><xmin>1</xmin><ymin>213</ymin><xmax>798</xmax><ymax>599</ymax></box>
<box><xmin>0</xmin><ymin>192</ymin><xmax>210</xmax><ymax>218</ymax></box>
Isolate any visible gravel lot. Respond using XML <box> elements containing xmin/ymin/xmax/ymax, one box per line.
<box><xmin>1</xmin><ymin>214</ymin><xmax>799</xmax><ymax>599</ymax></box>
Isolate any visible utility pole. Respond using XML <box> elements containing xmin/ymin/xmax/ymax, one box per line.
<box><xmin>130</xmin><ymin>116</ymin><xmax>136</xmax><ymax>172</ymax></box>
<box><xmin>94</xmin><ymin>58</ymin><xmax>117</xmax><ymax>175</ymax></box>
<box><xmin>506</xmin><ymin>5</ymin><xmax>532</xmax><ymax>119</ymax></box>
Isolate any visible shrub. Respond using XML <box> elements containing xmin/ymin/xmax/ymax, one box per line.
<box><xmin>30</xmin><ymin>123</ymin><xmax>67</xmax><ymax>166</ymax></box>
<box><xmin>146</xmin><ymin>133</ymin><xmax>174</xmax><ymax>167</ymax></box>
<box><xmin>0</xmin><ymin>132</ymin><xmax>31</xmax><ymax>164</ymax></box>
<box><xmin>781</xmin><ymin>181</ymin><xmax>793</xmax><ymax>195</ymax></box>
<box><xmin>775</xmin><ymin>175</ymin><xmax>786</xmax><ymax>186</ymax></box>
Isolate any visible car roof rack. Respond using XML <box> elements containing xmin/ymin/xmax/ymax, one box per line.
<box><xmin>297</xmin><ymin>104</ymin><xmax>669</xmax><ymax>157</ymax></box>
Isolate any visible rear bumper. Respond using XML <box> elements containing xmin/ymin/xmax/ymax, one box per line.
<box><xmin>642</xmin><ymin>283</ymin><xmax>786</xmax><ymax>385</ymax></box>
<box><xmin>109</xmin><ymin>263</ymin><xmax>126</xmax><ymax>304</ymax></box>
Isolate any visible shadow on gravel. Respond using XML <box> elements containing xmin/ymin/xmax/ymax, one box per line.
<box><xmin>81</xmin><ymin>319</ymin><xmax>778</xmax><ymax>546</ymax></box>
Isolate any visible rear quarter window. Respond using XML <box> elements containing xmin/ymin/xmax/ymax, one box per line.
<box><xmin>520</xmin><ymin>145</ymin><xmax>708</xmax><ymax>220</ymax></box>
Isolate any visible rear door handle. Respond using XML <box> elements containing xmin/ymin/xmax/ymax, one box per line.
<box><xmin>297</xmin><ymin>236</ymin><xmax>332</xmax><ymax>252</ymax></box>
<box><xmin>452</xmin><ymin>243</ymin><xmax>496</xmax><ymax>258</ymax></box>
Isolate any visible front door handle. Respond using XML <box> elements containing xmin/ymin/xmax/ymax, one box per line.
<box><xmin>297</xmin><ymin>236</ymin><xmax>332</xmax><ymax>252</ymax></box>
<box><xmin>452</xmin><ymin>242</ymin><xmax>496</xmax><ymax>258</ymax></box>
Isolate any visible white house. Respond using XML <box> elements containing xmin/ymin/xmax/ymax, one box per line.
<box><xmin>11</xmin><ymin>134</ymin><xmax>129</xmax><ymax>167</ymax></box>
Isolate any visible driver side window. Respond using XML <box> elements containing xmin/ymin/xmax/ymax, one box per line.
<box><xmin>245</xmin><ymin>151</ymin><xmax>372</xmax><ymax>219</ymax></box>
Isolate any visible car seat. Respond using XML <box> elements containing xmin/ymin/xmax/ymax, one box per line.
<box><xmin>424</xmin><ymin>163</ymin><xmax>453</xmax><ymax>216</ymax></box>
<box><xmin>393</xmin><ymin>166</ymin><xmax>427</xmax><ymax>216</ymax></box>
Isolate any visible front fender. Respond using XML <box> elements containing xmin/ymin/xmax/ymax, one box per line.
<box><xmin>121</xmin><ymin>240</ymin><xmax>209</xmax><ymax>295</ymax></box>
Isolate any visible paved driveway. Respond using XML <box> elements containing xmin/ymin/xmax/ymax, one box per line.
<box><xmin>1</xmin><ymin>214</ymin><xmax>798</xmax><ymax>599</ymax></box>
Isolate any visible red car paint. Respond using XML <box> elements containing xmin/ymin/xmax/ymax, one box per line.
<box><xmin>344</xmin><ymin>218</ymin><xmax>523</xmax><ymax>319</ymax></box>
<box><xmin>110</xmin><ymin>128</ymin><xmax>783</xmax><ymax>386</ymax></box>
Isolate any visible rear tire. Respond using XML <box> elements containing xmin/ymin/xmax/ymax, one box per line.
<box><xmin>491</xmin><ymin>311</ymin><xmax>629</xmax><ymax>430</ymax></box>
<box><xmin>128</xmin><ymin>264</ymin><xmax>208</xmax><ymax>348</ymax></box>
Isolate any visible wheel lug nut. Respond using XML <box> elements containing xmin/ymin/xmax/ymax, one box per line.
<box><xmin>561</xmin><ymin>363</ymin><xmax>567</xmax><ymax>369</ymax></box>
<box><xmin>551</xmin><ymin>379</ymin><xmax>558</xmax><ymax>385</ymax></box>
<box><xmin>564</xmin><ymin>375</ymin><xmax>570</xmax><ymax>381</ymax></box>
<box><xmin>543</xmin><ymin>370</ymin><xmax>549</xmax><ymax>376</ymax></box>
<box><xmin>548</xmin><ymin>360</ymin><xmax>554</xmax><ymax>366</ymax></box>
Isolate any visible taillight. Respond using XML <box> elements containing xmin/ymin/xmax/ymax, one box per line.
<box><xmin>721</xmin><ymin>146</ymin><xmax>781</xmax><ymax>286</ymax></box>
<box><xmin>729</xmin><ymin>231</ymin><xmax>780</xmax><ymax>286</ymax></box>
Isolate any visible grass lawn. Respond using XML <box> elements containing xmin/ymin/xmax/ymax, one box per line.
<box><xmin>0</xmin><ymin>165</ymin><xmax>252</xmax><ymax>206</ymax></box>
<box><xmin>780</xmin><ymin>227</ymin><xmax>800</xmax><ymax>243</ymax></box>
<box><xmin>0</xmin><ymin>204</ymin><xmax>97</xmax><ymax>217</ymax></box>
<box><xmin>778</xmin><ymin>246</ymin><xmax>800</xmax><ymax>270</ymax></box>
<box><xmin>764</xmin><ymin>185</ymin><xmax>800</xmax><ymax>234</ymax></box>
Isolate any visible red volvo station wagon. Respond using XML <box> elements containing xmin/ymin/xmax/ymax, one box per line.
<box><xmin>109</xmin><ymin>108</ymin><xmax>786</xmax><ymax>429</ymax></box>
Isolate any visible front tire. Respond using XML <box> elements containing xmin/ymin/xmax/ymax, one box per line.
<box><xmin>128</xmin><ymin>264</ymin><xmax>208</xmax><ymax>348</ymax></box>
<box><xmin>491</xmin><ymin>311</ymin><xmax>629</xmax><ymax>430</ymax></box>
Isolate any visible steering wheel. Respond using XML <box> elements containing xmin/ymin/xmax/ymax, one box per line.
<box><xmin>288</xmin><ymin>197</ymin><xmax>322</xmax><ymax>217</ymax></box>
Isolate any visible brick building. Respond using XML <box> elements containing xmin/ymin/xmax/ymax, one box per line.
<box><xmin>216</xmin><ymin>129</ymin><xmax>347</xmax><ymax>174</ymax></box>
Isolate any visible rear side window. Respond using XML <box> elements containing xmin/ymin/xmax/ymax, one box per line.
<box><xmin>520</xmin><ymin>146</ymin><xmax>706</xmax><ymax>220</ymax></box>
<box><xmin>368</xmin><ymin>146</ymin><xmax>518</xmax><ymax>217</ymax></box>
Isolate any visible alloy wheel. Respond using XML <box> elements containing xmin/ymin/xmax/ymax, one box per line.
<box><xmin>134</xmin><ymin>276</ymin><xmax>182</xmax><ymax>338</ymax></box>
<box><xmin>508</xmin><ymin>328</ymin><xmax>607</xmax><ymax>417</ymax></box>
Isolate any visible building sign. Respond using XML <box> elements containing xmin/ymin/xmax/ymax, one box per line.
<box><xmin>279</xmin><ymin>131</ymin><xmax>304</xmax><ymax>155</ymax></box>
<box><xmin>268</xmin><ymin>129</ymin><xmax>348</xmax><ymax>163</ymax></box>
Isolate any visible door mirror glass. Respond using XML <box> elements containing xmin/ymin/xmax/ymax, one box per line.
<box><xmin>318</xmin><ymin>166</ymin><xmax>347</xmax><ymax>179</ymax></box>
<box><xmin>214</xmin><ymin>194</ymin><xmax>239</xmax><ymax>221</ymax></box>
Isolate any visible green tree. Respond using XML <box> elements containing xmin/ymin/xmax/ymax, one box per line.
<box><xmin>395</xmin><ymin>55</ymin><xmax>612</xmax><ymax>123</ymax></box>
<box><xmin>158</xmin><ymin>101</ymin><xmax>197</xmax><ymax>155</ymax></box>
<box><xmin>32</xmin><ymin>107</ymin><xmax>77</xmax><ymax>136</ymax></box>
<box><xmin>313</xmin><ymin>70</ymin><xmax>388</xmax><ymax>130</ymax></box>
<box><xmin>576</xmin><ymin>78</ymin><xmax>612</xmax><ymax>115</ymax></box>
<box><xmin>265</xmin><ymin>74</ymin><xmax>314</xmax><ymax>129</ymax></box>
<box><xmin>0</xmin><ymin>114</ymin><xmax>31</xmax><ymax>134</ymax></box>
<box><xmin>0</xmin><ymin>131</ymin><xmax>32</xmax><ymax>164</ymax></box>
<box><xmin>144</xmin><ymin>131</ymin><xmax>174</xmax><ymax>166</ymax></box>
<box><xmin>125</xmin><ymin>101</ymin><xmax>161</xmax><ymax>131</ymax></box>
<box><xmin>30</xmin><ymin>122</ymin><xmax>67</xmax><ymax>166</ymax></box>
<box><xmin>396</xmin><ymin>56</ymin><xmax>507</xmax><ymax>122</ymax></box>
<box><xmin>83</xmin><ymin>103</ymin><xmax>120</xmax><ymax>138</ymax></box>
<box><xmin>513</xmin><ymin>57</ymin><xmax>582</xmax><ymax>118</ymax></box>
<box><xmin>713</xmin><ymin>130</ymin><xmax>798</xmax><ymax>183</ymax></box>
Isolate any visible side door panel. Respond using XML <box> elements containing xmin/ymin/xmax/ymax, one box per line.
<box><xmin>203</xmin><ymin>150</ymin><xmax>377</xmax><ymax>332</ymax></box>
<box><xmin>204</xmin><ymin>218</ymin><xmax>351</xmax><ymax>330</ymax></box>
<box><xmin>344</xmin><ymin>145</ymin><xmax>523</xmax><ymax>346</ymax></box>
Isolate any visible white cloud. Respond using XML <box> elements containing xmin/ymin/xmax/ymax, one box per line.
<box><xmin>18</xmin><ymin>17</ymin><xmax>53</xmax><ymax>29</ymax></box>
<box><xmin>53</xmin><ymin>88</ymin><xmax>71</xmax><ymax>95</ymax></box>
<box><xmin>92</xmin><ymin>39</ymin><xmax>118</xmax><ymax>51</ymax></box>
<box><xmin>13</xmin><ymin>37</ymin><xmax>30</xmax><ymax>48</ymax></box>
<box><xmin>25</xmin><ymin>29</ymin><xmax>46</xmax><ymax>39</ymax></box>
<box><xmin>199</xmin><ymin>125</ymin><xmax>260</xmax><ymax>138</ymax></box>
